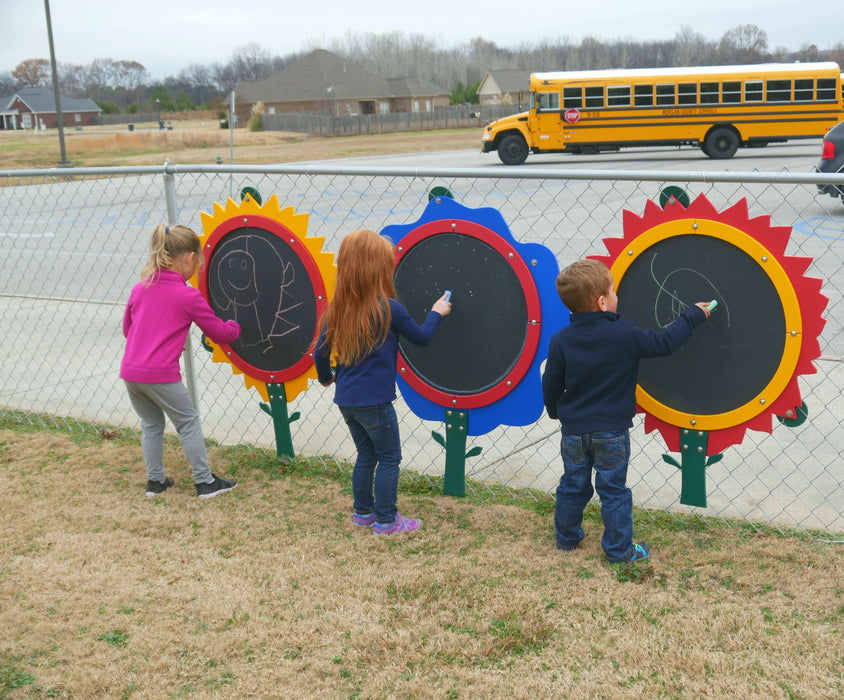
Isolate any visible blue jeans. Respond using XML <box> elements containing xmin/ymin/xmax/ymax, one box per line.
<box><xmin>555</xmin><ymin>430</ymin><xmax>633</xmax><ymax>562</ymax></box>
<box><xmin>339</xmin><ymin>403</ymin><xmax>402</xmax><ymax>525</ymax></box>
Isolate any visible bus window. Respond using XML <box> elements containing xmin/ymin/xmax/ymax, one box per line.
<box><xmin>563</xmin><ymin>87</ymin><xmax>583</xmax><ymax>108</ymax></box>
<box><xmin>678</xmin><ymin>83</ymin><xmax>697</xmax><ymax>105</ymax></box>
<box><xmin>537</xmin><ymin>92</ymin><xmax>560</xmax><ymax>110</ymax></box>
<box><xmin>656</xmin><ymin>84</ymin><xmax>675</xmax><ymax>106</ymax></box>
<box><xmin>607</xmin><ymin>85</ymin><xmax>631</xmax><ymax>107</ymax></box>
<box><xmin>584</xmin><ymin>86</ymin><xmax>604</xmax><ymax>108</ymax></box>
<box><xmin>745</xmin><ymin>81</ymin><xmax>763</xmax><ymax>102</ymax></box>
<box><xmin>817</xmin><ymin>78</ymin><xmax>837</xmax><ymax>101</ymax></box>
<box><xmin>700</xmin><ymin>82</ymin><xmax>719</xmax><ymax>104</ymax></box>
<box><xmin>634</xmin><ymin>85</ymin><xmax>654</xmax><ymax>107</ymax></box>
<box><xmin>794</xmin><ymin>79</ymin><xmax>813</xmax><ymax>101</ymax></box>
<box><xmin>722</xmin><ymin>81</ymin><xmax>741</xmax><ymax>103</ymax></box>
<box><xmin>766</xmin><ymin>80</ymin><xmax>791</xmax><ymax>102</ymax></box>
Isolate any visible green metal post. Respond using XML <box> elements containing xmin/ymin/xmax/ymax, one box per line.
<box><xmin>443</xmin><ymin>410</ymin><xmax>469</xmax><ymax>497</ymax></box>
<box><xmin>259</xmin><ymin>382</ymin><xmax>300</xmax><ymax>459</ymax></box>
<box><xmin>662</xmin><ymin>428</ymin><xmax>722</xmax><ymax>508</ymax></box>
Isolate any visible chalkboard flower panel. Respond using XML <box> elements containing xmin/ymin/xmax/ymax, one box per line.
<box><xmin>384</xmin><ymin>196</ymin><xmax>568</xmax><ymax>437</ymax></box>
<box><xmin>195</xmin><ymin>194</ymin><xmax>336</xmax><ymax>403</ymax></box>
<box><xmin>592</xmin><ymin>194</ymin><xmax>827</xmax><ymax>457</ymax></box>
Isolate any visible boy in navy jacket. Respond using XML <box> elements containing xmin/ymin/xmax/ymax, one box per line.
<box><xmin>541</xmin><ymin>259</ymin><xmax>712</xmax><ymax>562</ymax></box>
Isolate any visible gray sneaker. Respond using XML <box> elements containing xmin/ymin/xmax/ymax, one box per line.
<box><xmin>196</xmin><ymin>474</ymin><xmax>237</xmax><ymax>498</ymax></box>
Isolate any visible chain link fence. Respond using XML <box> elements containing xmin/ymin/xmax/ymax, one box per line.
<box><xmin>1</xmin><ymin>162</ymin><xmax>842</xmax><ymax>539</ymax></box>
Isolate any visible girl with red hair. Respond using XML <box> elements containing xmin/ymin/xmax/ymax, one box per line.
<box><xmin>315</xmin><ymin>229</ymin><xmax>451</xmax><ymax>535</ymax></box>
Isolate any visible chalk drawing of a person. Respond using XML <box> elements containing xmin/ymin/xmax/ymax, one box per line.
<box><xmin>210</xmin><ymin>235</ymin><xmax>304</xmax><ymax>355</ymax></box>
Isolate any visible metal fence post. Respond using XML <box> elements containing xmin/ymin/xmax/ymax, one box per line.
<box><xmin>163</xmin><ymin>166</ymin><xmax>200</xmax><ymax>410</ymax></box>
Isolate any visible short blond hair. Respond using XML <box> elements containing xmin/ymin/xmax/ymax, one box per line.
<box><xmin>556</xmin><ymin>259</ymin><xmax>613</xmax><ymax>312</ymax></box>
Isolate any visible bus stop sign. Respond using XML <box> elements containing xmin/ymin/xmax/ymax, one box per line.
<box><xmin>564</xmin><ymin>108</ymin><xmax>580</xmax><ymax>123</ymax></box>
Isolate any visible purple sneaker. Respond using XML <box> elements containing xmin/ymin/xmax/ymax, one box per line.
<box><xmin>374</xmin><ymin>514</ymin><xmax>420</xmax><ymax>536</ymax></box>
<box><xmin>353</xmin><ymin>512</ymin><xmax>376</xmax><ymax>527</ymax></box>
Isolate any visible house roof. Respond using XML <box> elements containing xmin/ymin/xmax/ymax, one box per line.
<box><xmin>478</xmin><ymin>70</ymin><xmax>531</xmax><ymax>95</ymax></box>
<box><xmin>5</xmin><ymin>86</ymin><xmax>100</xmax><ymax>113</ymax></box>
<box><xmin>386</xmin><ymin>76</ymin><xmax>448</xmax><ymax>98</ymax></box>
<box><xmin>236</xmin><ymin>49</ymin><xmax>447</xmax><ymax>103</ymax></box>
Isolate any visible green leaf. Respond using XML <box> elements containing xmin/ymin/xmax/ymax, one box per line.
<box><xmin>661</xmin><ymin>454</ymin><xmax>681</xmax><ymax>469</ymax></box>
<box><xmin>431</xmin><ymin>431</ymin><xmax>446</xmax><ymax>448</ymax></box>
<box><xmin>465</xmin><ymin>446</ymin><xmax>483</xmax><ymax>459</ymax></box>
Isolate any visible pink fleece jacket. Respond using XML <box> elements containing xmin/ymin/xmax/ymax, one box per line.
<box><xmin>120</xmin><ymin>269</ymin><xmax>241</xmax><ymax>383</ymax></box>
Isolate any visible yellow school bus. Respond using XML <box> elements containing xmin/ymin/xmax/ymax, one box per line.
<box><xmin>480</xmin><ymin>62</ymin><xmax>844</xmax><ymax>164</ymax></box>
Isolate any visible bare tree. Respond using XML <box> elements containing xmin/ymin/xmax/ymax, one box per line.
<box><xmin>570</xmin><ymin>37</ymin><xmax>611</xmax><ymax>70</ymax></box>
<box><xmin>674</xmin><ymin>26</ymin><xmax>713</xmax><ymax>66</ymax></box>
<box><xmin>113</xmin><ymin>60</ymin><xmax>148</xmax><ymax>92</ymax></box>
<box><xmin>211</xmin><ymin>62</ymin><xmax>239</xmax><ymax>95</ymax></box>
<box><xmin>828</xmin><ymin>42</ymin><xmax>844</xmax><ymax>68</ymax></box>
<box><xmin>174</xmin><ymin>63</ymin><xmax>217</xmax><ymax>106</ymax></box>
<box><xmin>230</xmin><ymin>42</ymin><xmax>275</xmax><ymax>82</ymax></box>
<box><xmin>82</xmin><ymin>58</ymin><xmax>117</xmax><ymax>96</ymax></box>
<box><xmin>718</xmin><ymin>24</ymin><xmax>769</xmax><ymax>64</ymax></box>
<box><xmin>0</xmin><ymin>71</ymin><xmax>14</xmax><ymax>95</ymax></box>
<box><xmin>796</xmin><ymin>43</ymin><xmax>821</xmax><ymax>62</ymax></box>
<box><xmin>57</xmin><ymin>63</ymin><xmax>87</xmax><ymax>97</ymax></box>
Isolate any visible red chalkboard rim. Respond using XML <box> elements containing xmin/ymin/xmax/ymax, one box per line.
<box><xmin>198</xmin><ymin>213</ymin><xmax>327</xmax><ymax>384</ymax></box>
<box><xmin>393</xmin><ymin>218</ymin><xmax>542</xmax><ymax>409</ymax></box>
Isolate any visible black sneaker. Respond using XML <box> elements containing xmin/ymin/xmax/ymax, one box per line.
<box><xmin>196</xmin><ymin>473</ymin><xmax>237</xmax><ymax>499</ymax></box>
<box><xmin>146</xmin><ymin>477</ymin><xmax>174</xmax><ymax>497</ymax></box>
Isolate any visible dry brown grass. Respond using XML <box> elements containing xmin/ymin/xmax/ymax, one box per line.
<box><xmin>0</xmin><ymin>121</ymin><xmax>480</xmax><ymax>169</ymax></box>
<box><xmin>1</xmin><ymin>422</ymin><xmax>842</xmax><ymax>699</ymax></box>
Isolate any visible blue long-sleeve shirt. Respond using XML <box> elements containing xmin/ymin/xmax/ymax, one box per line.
<box><xmin>315</xmin><ymin>298</ymin><xmax>442</xmax><ymax>407</ymax></box>
<box><xmin>541</xmin><ymin>307</ymin><xmax>706</xmax><ymax>435</ymax></box>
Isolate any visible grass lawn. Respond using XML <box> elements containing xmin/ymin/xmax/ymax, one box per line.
<box><xmin>1</xmin><ymin>418</ymin><xmax>842</xmax><ymax>698</ymax></box>
<box><xmin>0</xmin><ymin>121</ymin><xmax>480</xmax><ymax>169</ymax></box>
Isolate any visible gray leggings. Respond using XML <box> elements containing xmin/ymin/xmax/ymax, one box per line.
<box><xmin>125</xmin><ymin>380</ymin><xmax>213</xmax><ymax>485</ymax></box>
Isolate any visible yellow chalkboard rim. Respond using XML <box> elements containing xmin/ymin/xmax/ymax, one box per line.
<box><xmin>609</xmin><ymin>218</ymin><xmax>803</xmax><ymax>432</ymax></box>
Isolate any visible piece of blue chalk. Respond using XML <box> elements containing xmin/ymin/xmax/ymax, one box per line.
<box><xmin>444</xmin><ymin>290</ymin><xmax>452</xmax><ymax>302</ymax></box>
<box><xmin>708</xmin><ymin>299</ymin><xmax>718</xmax><ymax>311</ymax></box>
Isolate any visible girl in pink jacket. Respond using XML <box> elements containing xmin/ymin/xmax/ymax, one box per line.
<box><xmin>120</xmin><ymin>224</ymin><xmax>241</xmax><ymax>498</ymax></box>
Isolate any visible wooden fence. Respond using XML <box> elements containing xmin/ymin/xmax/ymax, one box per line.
<box><xmin>262</xmin><ymin>105</ymin><xmax>521</xmax><ymax>136</ymax></box>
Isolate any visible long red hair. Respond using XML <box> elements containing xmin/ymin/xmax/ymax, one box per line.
<box><xmin>321</xmin><ymin>229</ymin><xmax>396</xmax><ymax>365</ymax></box>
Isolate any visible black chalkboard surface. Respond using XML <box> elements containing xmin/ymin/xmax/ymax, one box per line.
<box><xmin>617</xmin><ymin>234</ymin><xmax>785</xmax><ymax>415</ymax></box>
<box><xmin>206</xmin><ymin>227</ymin><xmax>317</xmax><ymax>375</ymax></box>
<box><xmin>394</xmin><ymin>232</ymin><xmax>529</xmax><ymax>395</ymax></box>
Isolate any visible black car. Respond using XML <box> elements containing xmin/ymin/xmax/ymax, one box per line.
<box><xmin>816</xmin><ymin>119</ymin><xmax>844</xmax><ymax>201</ymax></box>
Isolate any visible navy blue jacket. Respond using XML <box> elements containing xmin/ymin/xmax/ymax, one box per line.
<box><xmin>315</xmin><ymin>298</ymin><xmax>442</xmax><ymax>407</ymax></box>
<box><xmin>541</xmin><ymin>307</ymin><xmax>706</xmax><ymax>435</ymax></box>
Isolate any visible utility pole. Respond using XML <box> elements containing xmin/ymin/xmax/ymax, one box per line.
<box><xmin>44</xmin><ymin>0</ymin><xmax>70</xmax><ymax>166</ymax></box>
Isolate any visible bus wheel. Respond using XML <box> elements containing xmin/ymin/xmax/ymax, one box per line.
<box><xmin>704</xmin><ymin>128</ymin><xmax>739</xmax><ymax>159</ymax></box>
<box><xmin>498</xmin><ymin>134</ymin><xmax>529</xmax><ymax>165</ymax></box>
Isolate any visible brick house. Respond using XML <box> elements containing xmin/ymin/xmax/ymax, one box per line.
<box><xmin>1</xmin><ymin>86</ymin><xmax>101</xmax><ymax>130</ymax></box>
<box><xmin>235</xmin><ymin>49</ymin><xmax>449</xmax><ymax>122</ymax></box>
<box><xmin>477</xmin><ymin>70</ymin><xmax>531</xmax><ymax>107</ymax></box>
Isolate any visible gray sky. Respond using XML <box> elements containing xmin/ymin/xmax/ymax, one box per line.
<box><xmin>1</xmin><ymin>0</ymin><xmax>838</xmax><ymax>80</ymax></box>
